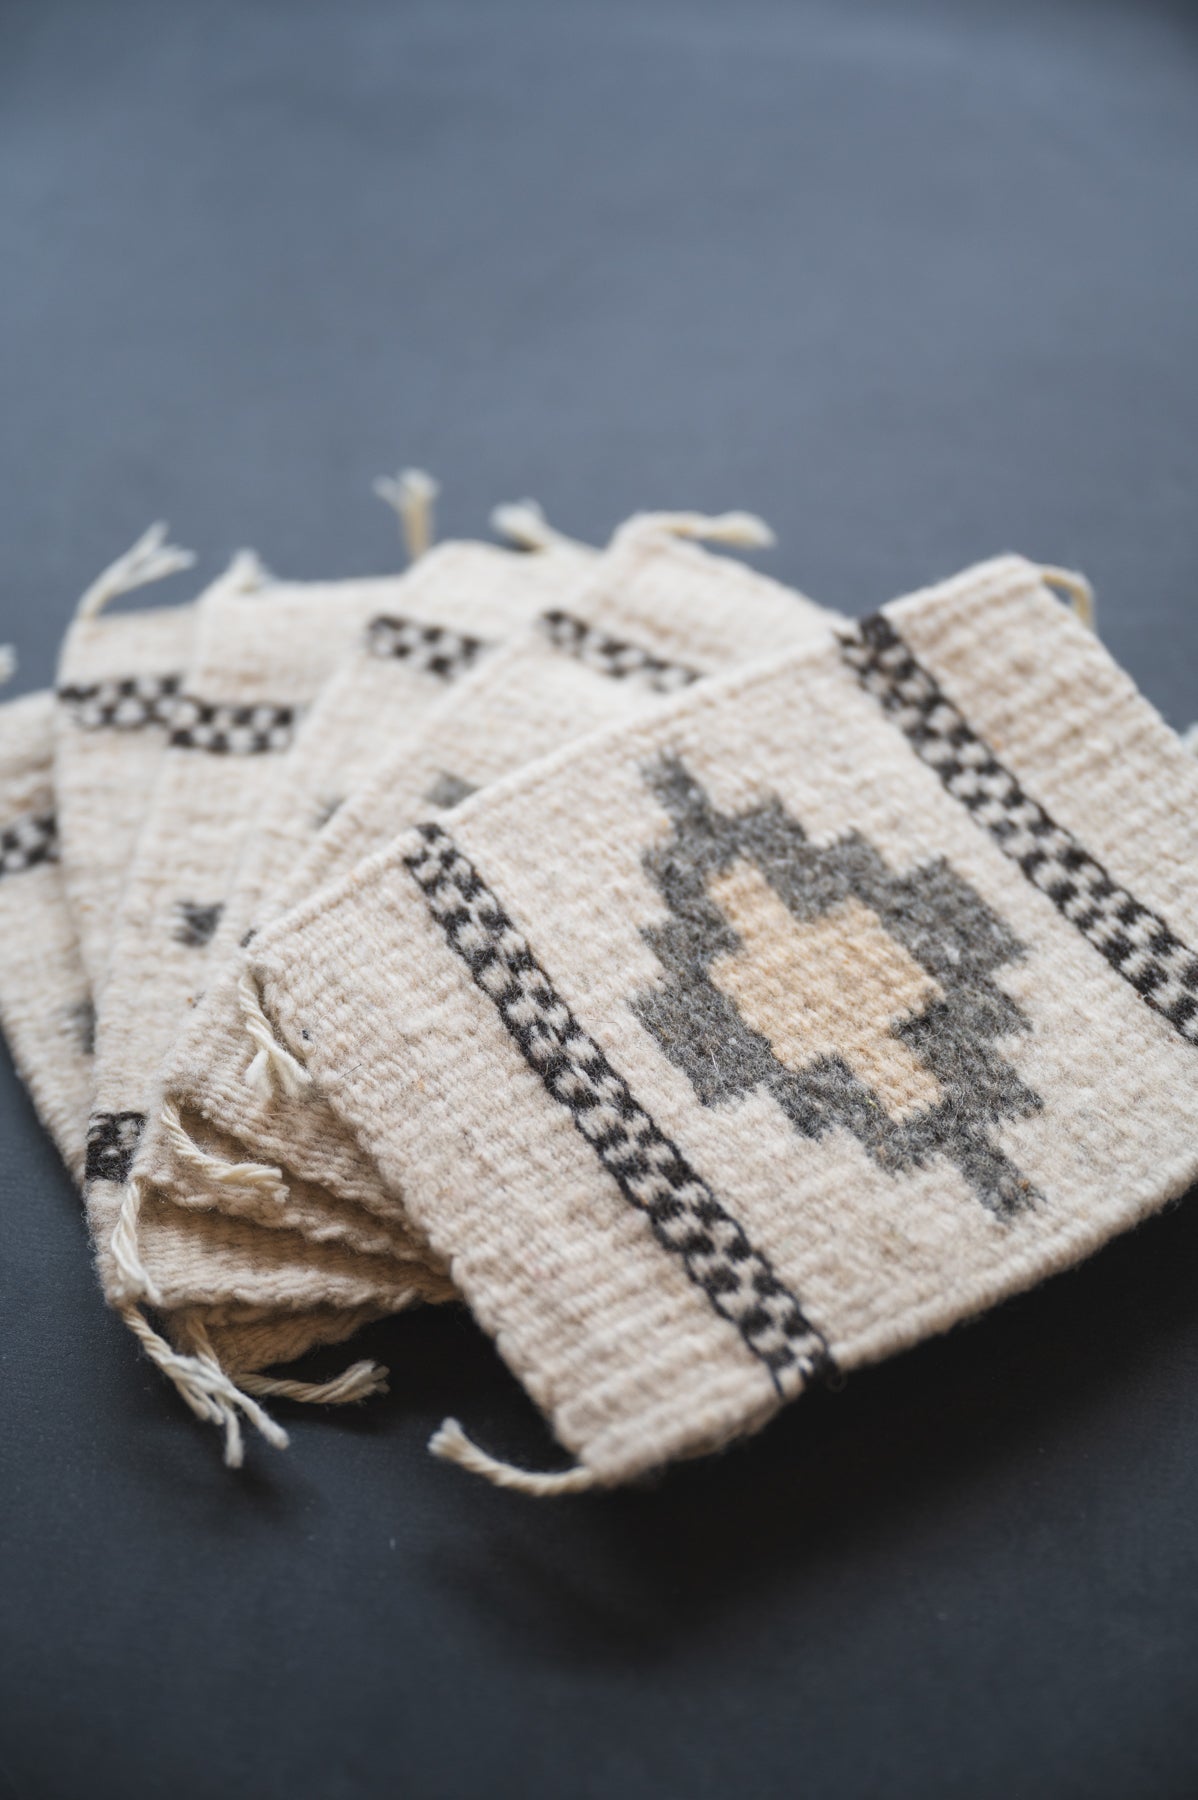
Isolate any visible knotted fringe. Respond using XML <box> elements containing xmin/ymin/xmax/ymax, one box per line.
<box><xmin>160</xmin><ymin>1099</ymin><xmax>287</xmax><ymax>1203</ymax></box>
<box><xmin>650</xmin><ymin>510</ymin><xmax>776</xmax><ymax>550</ymax></box>
<box><xmin>238</xmin><ymin>969</ymin><xmax>312</xmax><ymax>1099</ymax></box>
<box><xmin>123</xmin><ymin>1304</ymin><xmax>290</xmax><ymax>1468</ymax></box>
<box><xmin>373</xmin><ymin>468</ymin><xmax>439</xmax><ymax>563</ymax></box>
<box><xmin>75</xmin><ymin>522</ymin><xmax>197</xmax><ymax>621</ymax></box>
<box><xmin>1039</xmin><ymin>564</ymin><xmax>1096</xmax><ymax>630</ymax></box>
<box><xmin>491</xmin><ymin>498</ymin><xmax>586</xmax><ymax>553</ymax></box>
<box><xmin>237</xmin><ymin>1360</ymin><xmax>389</xmax><ymax>1404</ymax></box>
<box><xmin>429</xmin><ymin>1418</ymin><xmax>598</xmax><ymax>1496</ymax></box>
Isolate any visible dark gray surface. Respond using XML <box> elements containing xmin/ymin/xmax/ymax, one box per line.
<box><xmin>2</xmin><ymin>3</ymin><xmax>1197</xmax><ymax>1796</ymax></box>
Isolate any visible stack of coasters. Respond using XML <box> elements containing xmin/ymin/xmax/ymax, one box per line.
<box><xmin>3</xmin><ymin>477</ymin><xmax>1192</xmax><ymax>1490</ymax></box>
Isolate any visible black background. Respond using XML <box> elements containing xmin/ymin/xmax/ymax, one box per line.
<box><xmin>2</xmin><ymin>3</ymin><xmax>1198</xmax><ymax>1796</ymax></box>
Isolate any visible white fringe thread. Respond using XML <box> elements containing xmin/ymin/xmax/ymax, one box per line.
<box><xmin>373</xmin><ymin>468</ymin><xmax>439</xmax><ymax>562</ymax></box>
<box><xmin>159</xmin><ymin>1100</ymin><xmax>288</xmax><ymax>1203</ymax></box>
<box><xmin>429</xmin><ymin>1418</ymin><xmax>597</xmax><ymax>1496</ymax></box>
<box><xmin>1039</xmin><ymin>564</ymin><xmax>1096</xmax><ymax>630</ymax></box>
<box><xmin>75</xmin><ymin>522</ymin><xmax>196</xmax><ymax>621</ymax></box>
<box><xmin>238</xmin><ymin>970</ymin><xmax>312</xmax><ymax>1099</ymax></box>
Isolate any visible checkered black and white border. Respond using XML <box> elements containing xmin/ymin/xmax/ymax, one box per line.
<box><xmin>367</xmin><ymin>614</ymin><xmax>487</xmax><ymax>680</ymax></box>
<box><xmin>0</xmin><ymin>810</ymin><xmax>57</xmax><ymax>879</ymax></box>
<box><xmin>405</xmin><ymin>822</ymin><xmax>831</xmax><ymax>1393</ymax></box>
<box><xmin>842</xmin><ymin>612</ymin><xmax>1198</xmax><ymax>1045</ymax></box>
<box><xmin>58</xmin><ymin>673</ymin><xmax>181</xmax><ymax>732</ymax></box>
<box><xmin>169</xmin><ymin>695</ymin><xmax>295</xmax><ymax>754</ymax></box>
<box><xmin>85</xmin><ymin>1110</ymin><xmax>145</xmax><ymax>1186</ymax></box>
<box><xmin>539</xmin><ymin>611</ymin><xmax>699</xmax><ymax>694</ymax></box>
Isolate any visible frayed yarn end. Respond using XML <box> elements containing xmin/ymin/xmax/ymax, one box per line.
<box><xmin>237</xmin><ymin>970</ymin><xmax>312</xmax><ymax>1100</ymax></box>
<box><xmin>374</xmin><ymin>468</ymin><xmax>439</xmax><ymax>563</ymax></box>
<box><xmin>648</xmin><ymin>510</ymin><xmax>776</xmax><ymax>550</ymax></box>
<box><xmin>491</xmin><ymin>498</ymin><xmax>584</xmax><ymax>553</ymax></box>
<box><xmin>1039</xmin><ymin>564</ymin><xmax>1096</xmax><ymax>631</ymax></box>
<box><xmin>160</xmin><ymin>1100</ymin><xmax>287</xmax><ymax>1203</ymax></box>
<box><xmin>75</xmin><ymin>522</ymin><xmax>196</xmax><ymax>620</ymax></box>
<box><xmin>429</xmin><ymin>1418</ymin><xmax>597</xmax><ymax>1496</ymax></box>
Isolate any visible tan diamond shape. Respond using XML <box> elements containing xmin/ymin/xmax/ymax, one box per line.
<box><xmin>707</xmin><ymin>862</ymin><xmax>943</xmax><ymax>1119</ymax></box>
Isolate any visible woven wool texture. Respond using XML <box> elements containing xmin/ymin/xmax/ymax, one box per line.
<box><xmin>142</xmin><ymin>539</ymin><xmax>596</xmax><ymax>1255</ymax></box>
<box><xmin>248</xmin><ymin>555</ymin><xmax>1198</xmax><ymax>1486</ymax></box>
<box><xmin>0</xmin><ymin>691</ymin><xmax>94</xmax><ymax>1184</ymax></box>
<box><xmin>85</xmin><ymin>562</ymin><xmax>460</xmax><ymax>1330</ymax></box>
<box><xmin>156</xmin><ymin>517</ymin><xmax>837</xmax><ymax>1253</ymax></box>
<box><xmin>55</xmin><ymin>600</ymin><xmax>197</xmax><ymax>998</ymax></box>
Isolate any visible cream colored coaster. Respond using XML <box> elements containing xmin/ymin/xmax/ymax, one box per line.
<box><xmin>54</xmin><ymin>527</ymin><xmax>200</xmax><ymax>998</ymax></box>
<box><xmin>142</xmin><ymin>537</ymin><xmax>596</xmax><ymax>1250</ymax></box>
<box><xmin>87</xmin><ymin>560</ymin><xmax>457</xmax><ymax>1329</ymax></box>
<box><xmin>154</xmin><ymin>514</ymin><xmax>838</xmax><ymax>1242</ymax></box>
<box><xmin>249</xmin><ymin>554</ymin><xmax>1198</xmax><ymax>1492</ymax></box>
<box><xmin>0</xmin><ymin>690</ymin><xmax>93</xmax><ymax>1183</ymax></box>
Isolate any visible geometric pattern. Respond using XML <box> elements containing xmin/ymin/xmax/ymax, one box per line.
<box><xmin>169</xmin><ymin>695</ymin><xmax>295</xmax><ymax>755</ymax></box>
<box><xmin>404</xmin><ymin>820</ymin><xmax>831</xmax><ymax>1395</ymax></box>
<box><xmin>58</xmin><ymin>672</ymin><xmax>182</xmax><ymax>731</ymax></box>
<box><xmin>367</xmin><ymin>615</ymin><xmax>488</xmax><ymax>681</ymax></box>
<box><xmin>634</xmin><ymin>758</ymin><xmax>1042</xmax><ymax>1218</ymax></box>
<box><xmin>539</xmin><ymin>610</ymin><xmax>700</xmax><ymax>694</ymax></box>
<box><xmin>0</xmin><ymin>810</ymin><xmax>58</xmax><ymax>879</ymax></box>
<box><xmin>85</xmin><ymin>1110</ymin><xmax>145</xmax><ymax>1186</ymax></box>
<box><xmin>842</xmin><ymin>612</ymin><xmax>1198</xmax><ymax>1046</ymax></box>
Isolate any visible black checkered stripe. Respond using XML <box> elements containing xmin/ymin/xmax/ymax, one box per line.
<box><xmin>169</xmin><ymin>694</ymin><xmax>295</xmax><ymax>754</ymax></box>
<box><xmin>404</xmin><ymin>823</ymin><xmax>831</xmax><ymax>1393</ymax></box>
<box><xmin>0</xmin><ymin>809</ymin><xmax>57</xmax><ymax>879</ymax></box>
<box><xmin>58</xmin><ymin>672</ymin><xmax>181</xmax><ymax>731</ymax></box>
<box><xmin>85</xmin><ymin>1110</ymin><xmax>145</xmax><ymax>1185</ymax></box>
<box><xmin>539</xmin><ymin>611</ymin><xmax>699</xmax><ymax>694</ymax></box>
<box><xmin>843</xmin><ymin>613</ymin><xmax>1198</xmax><ymax>1045</ymax></box>
<box><xmin>367</xmin><ymin>614</ymin><xmax>488</xmax><ymax>680</ymax></box>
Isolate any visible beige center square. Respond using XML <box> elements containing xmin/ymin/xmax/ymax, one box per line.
<box><xmin>707</xmin><ymin>863</ymin><xmax>943</xmax><ymax>1118</ymax></box>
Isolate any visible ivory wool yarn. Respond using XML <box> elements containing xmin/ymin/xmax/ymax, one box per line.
<box><xmin>0</xmin><ymin>687</ymin><xmax>94</xmax><ymax>1182</ymax></box>
<box><xmin>54</xmin><ymin>526</ymin><xmax>199</xmax><ymax>996</ymax></box>
<box><xmin>152</xmin><ymin>513</ymin><xmax>838</xmax><ymax>1247</ymax></box>
<box><xmin>247</xmin><ymin>554</ymin><xmax>1198</xmax><ymax>1491</ymax></box>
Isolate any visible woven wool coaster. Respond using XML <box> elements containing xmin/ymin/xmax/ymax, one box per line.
<box><xmin>0</xmin><ymin>686</ymin><xmax>421</xmax><ymax>1452</ymax></box>
<box><xmin>0</xmin><ymin>689</ymin><xmax>94</xmax><ymax>1183</ymax></box>
<box><xmin>54</xmin><ymin>526</ymin><xmax>200</xmax><ymax>998</ymax></box>
<box><xmin>247</xmin><ymin>554</ymin><xmax>1198</xmax><ymax>1492</ymax></box>
<box><xmin>85</xmin><ymin>562</ymin><xmax>466</xmax><ymax>1347</ymax></box>
<box><xmin>141</xmin><ymin>537</ymin><xmax>596</xmax><ymax>1254</ymax></box>
<box><xmin>153</xmin><ymin>515</ymin><xmax>837</xmax><ymax>1250</ymax></box>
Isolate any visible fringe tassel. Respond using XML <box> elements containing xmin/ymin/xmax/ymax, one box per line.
<box><xmin>1039</xmin><ymin>564</ymin><xmax>1096</xmax><ymax>630</ymax></box>
<box><xmin>0</xmin><ymin>646</ymin><xmax>14</xmax><ymax>686</ymax></box>
<box><xmin>429</xmin><ymin>1418</ymin><xmax>597</xmax><ymax>1496</ymax></box>
<box><xmin>160</xmin><ymin>1100</ymin><xmax>287</xmax><ymax>1203</ymax></box>
<box><xmin>75</xmin><ymin>522</ymin><xmax>196</xmax><ymax>621</ymax></box>
<box><xmin>650</xmin><ymin>510</ymin><xmax>776</xmax><ymax>549</ymax></box>
<box><xmin>237</xmin><ymin>970</ymin><xmax>312</xmax><ymax>1099</ymax></box>
<box><xmin>491</xmin><ymin>498</ymin><xmax>584</xmax><ymax>553</ymax></box>
<box><xmin>373</xmin><ymin>468</ymin><xmax>439</xmax><ymax>562</ymax></box>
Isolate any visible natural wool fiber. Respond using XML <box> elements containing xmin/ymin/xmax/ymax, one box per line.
<box><xmin>153</xmin><ymin>513</ymin><xmax>838</xmax><ymax>1250</ymax></box>
<box><xmin>141</xmin><ymin>536</ymin><xmax>597</xmax><ymax>1253</ymax></box>
<box><xmin>0</xmin><ymin>689</ymin><xmax>94</xmax><ymax>1183</ymax></box>
<box><xmin>248</xmin><ymin>554</ymin><xmax>1198</xmax><ymax>1491</ymax></box>
<box><xmin>54</xmin><ymin>526</ymin><xmax>200</xmax><ymax>997</ymax></box>
<box><xmin>84</xmin><ymin>556</ymin><xmax>460</xmax><ymax>1445</ymax></box>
